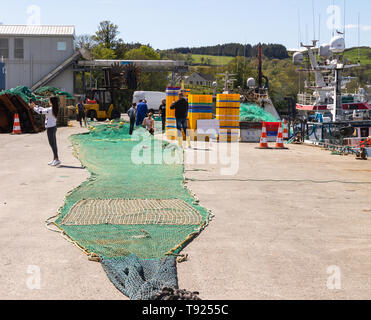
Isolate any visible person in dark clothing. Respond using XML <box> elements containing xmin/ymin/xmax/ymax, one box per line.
<box><xmin>127</xmin><ymin>103</ymin><xmax>137</xmax><ymax>135</ymax></box>
<box><xmin>136</xmin><ymin>99</ymin><xmax>148</xmax><ymax>126</ymax></box>
<box><xmin>159</xmin><ymin>99</ymin><xmax>166</xmax><ymax>132</ymax></box>
<box><xmin>77</xmin><ymin>100</ymin><xmax>87</xmax><ymax>127</ymax></box>
<box><xmin>170</xmin><ymin>92</ymin><xmax>190</xmax><ymax>148</ymax></box>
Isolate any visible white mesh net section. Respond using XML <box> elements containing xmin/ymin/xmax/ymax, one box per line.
<box><xmin>61</xmin><ymin>199</ymin><xmax>202</xmax><ymax>226</ymax></box>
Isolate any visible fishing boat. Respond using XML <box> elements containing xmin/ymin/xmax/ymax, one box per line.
<box><xmin>238</xmin><ymin>43</ymin><xmax>281</xmax><ymax>142</ymax></box>
<box><xmin>292</xmin><ymin>35</ymin><xmax>371</xmax><ymax>149</ymax></box>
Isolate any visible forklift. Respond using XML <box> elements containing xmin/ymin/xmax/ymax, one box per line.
<box><xmin>82</xmin><ymin>88</ymin><xmax>120</xmax><ymax>121</ymax></box>
<box><xmin>78</xmin><ymin>66</ymin><xmax>122</xmax><ymax>121</ymax></box>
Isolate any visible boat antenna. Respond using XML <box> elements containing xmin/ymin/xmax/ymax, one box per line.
<box><xmin>312</xmin><ymin>0</ymin><xmax>316</xmax><ymax>41</ymax></box>
<box><xmin>236</xmin><ymin>46</ymin><xmax>239</xmax><ymax>75</ymax></box>
<box><xmin>358</xmin><ymin>12</ymin><xmax>361</xmax><ymax>63</ymax></box>
<box><xmin>318</xmin><ymin>14</ymin><xmax>321</xmax><ymax>44</ymax></box>
<box><xmin>332</xmin><ymin>0</ymin><xmax>335</xmax><ymax>37</ymax></box>
<box><xmin>343</xmin><ymin>0</ymin><xmax>346</xmax><ymax>42</ymax></box>
<box><xmin>243</xmin><ymin>40</ymin><xmax>246</xmax><ymax>88</ymax></box>
<box><xmin>258</xmin><ymin>43</ymin><xmax>263</xmax><ymax>89</ymax></box>
<box><xmin>305</xmin><ymin>24</ymin><xmax>309</xmax><ymax>44</ymax></box>
<box><xmin>298</xmin><ymin>8</ymin><xmax>302</xmax><ymax>48</ymax></box>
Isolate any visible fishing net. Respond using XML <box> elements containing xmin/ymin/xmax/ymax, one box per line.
<box><xmin>0</xmin><ymin>86</ymin><xmax>36</xmax><ymax>103</ymax></box>
<box><xmin>54</xmin><ymin>120</ymin><xmax>211</xmax><ymax>299</ymax></box>
<box><xmin>34</xmin><ymin>86</ymin><xmax>75</xmax><ymax>100</ymax></box>
<box><xmin>0</xmin><ymin>85</ymin><xmax>74</xmax><ymax>103</ymax></box>
<box><xmin>240</xmin><ymin>103</ymin><xmax>279</xmax><ymax>122</ymax></box>
<box><xmin>61</xmin><ymin>199</ymin><xmax>203</xmax><ymax>226</ymax></box>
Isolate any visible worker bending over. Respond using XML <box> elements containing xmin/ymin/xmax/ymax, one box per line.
<box><xmin>142</xmin><ymin>112</ymin><xmax>155</xmax><ymax>135</ymax></box>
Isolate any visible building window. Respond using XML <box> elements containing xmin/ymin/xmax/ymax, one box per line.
<box><xmin>0</xmin><ymin>38</ymin><xmax>9</xmax><ymax>59</ymax></box>
<box><xmin>57</xmin><ymin>41</ymin><xmax>67</xmax><ymax>51</ymax></box>
<box><xmin>14</xmin><ymin>38</ymin><xmax>24</xmax><ymax>59</ymax></box>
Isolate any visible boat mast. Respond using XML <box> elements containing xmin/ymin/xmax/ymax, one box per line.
<box><xmin>258</xmin><ymin>43</ymin><xmax>263</xmax><ymax>89</ymax></box>
<box><xmin>333</xmin><ymin>67</ymin><xmax>342</xmax><ymax>120</ymax></box>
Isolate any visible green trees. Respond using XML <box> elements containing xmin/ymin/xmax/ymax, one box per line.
<box><xmin>80</xmin><ymin>20</ymin><xmax>131</xmax><ymax>60</ymax></box>
<box><xmin>92</xmin><ymin>21</ymin><xmax>121</xmax><ymax>50</ymax></box>
<box><xmin>124</xmin><ymin>46</ymin><xmax>161</xmax><ymax>60</ymax></box>
<box><xmin>91</xmin><ymin>45</ymin><xmax>116</xmax><ymax>60</ymax></box>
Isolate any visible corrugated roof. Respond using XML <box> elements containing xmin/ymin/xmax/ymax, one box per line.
<box><xmin>197</xmin><ymin>72</ymin><xmax>215</xmax><ymax>81</ymax></box>
<box><xmin>0</xmin><ymin>25</ymin><xmax>75</xmax><ymax>37</ymax></box>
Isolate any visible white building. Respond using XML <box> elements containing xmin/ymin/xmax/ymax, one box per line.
<box><xmin>0</xmin><ymin>25</ymin><xmax>77</xmax><ymax>93</ymax></box>
<box><xmin>184</xmin><ymin>72</ymin><xmax>215</xmax><ymax>87</ymax></box>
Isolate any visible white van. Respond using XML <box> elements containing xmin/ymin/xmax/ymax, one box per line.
<box><xmin>132</xmin><ymin>91</ymin><xmax>166</xmax><ymax>113</ymax></box>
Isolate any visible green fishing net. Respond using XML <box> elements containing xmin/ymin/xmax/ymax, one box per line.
<box><xmin>53</xmin><ymin>121</ymin><xmax>211</xmax><ymax>299</ymax></box>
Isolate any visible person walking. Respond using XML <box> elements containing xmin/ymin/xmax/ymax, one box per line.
<box><xmin>29</xmin><ymin>97</ymin><xmax>61</xmax><ymax>166</ymax></box>
<box><xmin>170</xmin><ymin>92</ymin><xmax>191</xmax><ymax>148</ymax></box>
<box><xmin>127</xmin><ymin>103</ymin><xmax>137</xmax><ymax>135</ymax></box>
<box><xmin>142</xmin><ymin>112</ymin><xmax>155</xmax><ymax>135</ymax></box>
<box><xmin>159</xmin><ymin>99</ymin><xmax>166</xmax><ymax>132</ymax></box>
<box><xmin>136</xmin><ymin>99</ymin><xmax>148</xmax><ymax>126</ymax></box>
<box><xmin>77</xmin><ymin>99</ymin><xmax>87</xmax><ymax>127</ymax></box>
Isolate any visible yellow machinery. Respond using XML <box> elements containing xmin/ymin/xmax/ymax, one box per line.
<box><xmin>78</xmin><ymin>89</ymin><xmax>120</xmax><ymax>121</ymax></box>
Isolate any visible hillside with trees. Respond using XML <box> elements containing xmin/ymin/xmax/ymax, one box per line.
<box><xmin>168</xmin><ymin>43</ymin><xmax>289</xmax><ymax>60</ymax></box>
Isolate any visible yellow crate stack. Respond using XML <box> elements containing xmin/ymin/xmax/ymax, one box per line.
<box><xmin>216</xmin><ymin>94</ymin><xmax>240</xmax><ymax>142</ymax></box>
<box><xmin>188</xmin><ymin>95</ymin><xmax>213</xmax><ymax>140</ymax></box>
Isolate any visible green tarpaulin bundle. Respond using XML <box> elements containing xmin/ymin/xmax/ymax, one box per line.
<box><xmin>0</xmin><ymin>86</ymin><xmax>36</xmax><ymax>103</ymax></box>
<box><xmin>34</xmin><ymin>86</ymin><xmax>74</xmax><ymax>100</ymax></box>
<box><xmin>240</xmin><ymin>103</ymin><xmax>279</xmax><ymax>122</ymax></box>
<box><xmin>0</xmin><ymin>85</ymin><xmax>74</xmax><ymax>103</ymax></box>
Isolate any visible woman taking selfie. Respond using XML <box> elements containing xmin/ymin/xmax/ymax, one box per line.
<box><xmin>29</xmin><ymin>97</ymin><xmax>61</xmax><ymax>166</ymax></box>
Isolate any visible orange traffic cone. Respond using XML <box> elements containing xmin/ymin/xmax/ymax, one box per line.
<box><xmin>275</xmin><ymin>123</ymin><xmax>288</xmax><ymax>149</ymax></box>
<box><xmin>283</xmin><ymin>119</ymin><xmax>289</xmax><ymax>140</ymax></box>
<box><xmin>257</xmin><ymin>122</ymin><xmax>270</xmax><ymax>149</ymax></box>
<box><xmin>12</xmin><ymin>113</ymin><xmax>22</xmax><ymax>134</ymax></box>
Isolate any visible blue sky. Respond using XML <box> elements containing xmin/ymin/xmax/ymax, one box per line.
<box><xmin>1</xmin><ymin>0</ymin><xmax>370</xmax><ymax>50</ymax></box>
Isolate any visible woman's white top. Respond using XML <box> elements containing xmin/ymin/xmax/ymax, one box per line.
<box><xmin>33</xmin><ymin>106</ymin><xmax>57</xmax><ymax>128</ymax></box>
